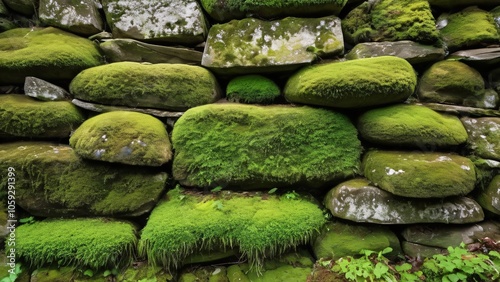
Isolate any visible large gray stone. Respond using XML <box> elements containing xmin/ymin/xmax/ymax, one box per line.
<box><xmin>476</xmin><ymin>175</ymin><xmax>500</xmax><ymax>215</ymax></box>
<box><xmin>24</xmin><ymin>76</ymin><xmax>69</xmax><ymax>101</ymax></box>
<box><xmin>449</xmin><ymin>48</ymin><xmax>500</xmax><ymax>66</ymax></box>
<box><xmin>461</xmin><ymin>117</ymin><xmax>500</xmax><ymax>161</ymax></box>
<box><xmin>3</xmin><ymin>0</ymin><xmax>35</xmax><ymax>16</ymax></box>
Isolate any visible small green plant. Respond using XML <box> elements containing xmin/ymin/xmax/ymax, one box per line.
<box><xmin>0</xmin><ymin>263</ymin><xmax>22</xmax><ymax>282</ymax></box>
<box><xmin>212</xmin><ymin>200</ymin><xmax>224</xmax><ymax>210</ymax></box>
<box><xmin>19</xmin><ymin>216</ymin><xmax>35</xmax><ymax>224</ymax></box>
<box><xmin>83</xmin><ymin>269</ymin><xmax>94</xmax><ymax>277</ymax></box>
<box><xmin>283</xmin><ymin>190</ymin><xmax>300</xmax><ymax>200</ymax></box>
<box><xmin>211</xmin><ymin>186</ymin><xmax>222</xmax><ymax>193</ymax></box>
<box><xmin>268</xmin><ymin>188</ymin><xmax>278</xmax><ymax>194</ymax></box>
<box><xmin>103</xmin><ymin>268</ymin><xmax>119</xmax><ymax>277</ymax></box>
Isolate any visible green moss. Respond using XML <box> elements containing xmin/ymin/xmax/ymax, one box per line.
<box><xmin>0</xmin><ymin>94</ymin><xmax>85</xmax><ymax>138</ymax></box>
<box><xmin>69</xmin><ymin>111</ymin><xmax>172</xmax><ymax>166</ymax></box>
<box><xmin>226</xmin><ymin>75</ymin><xmax>280</xmax><ymax>104</ymax></box>
<box><xmin>357</xmin><ymin>104</ymin><xmax>468</xmax><ymax>147</ymax></box>
<box><xmin>16</xmin><ymin>218</ymin><xmax>137</xmax><ymax>269</ymax></box>
<box><xmin>172</xmin><ymin>104</ymin><xmax>361</xmax><ymax>189</ymax></box>
<box><xmin>117</xmin><ymin>264</ymin><xmax>173</xmax><ymax>281</ymax></box>
<box><xmin>70</xmin><ymin>62</ymin><xmax>221</xmax><ymax>111</ymax></box>
<box><xmin>284</xmin><ymin>56</ymin><xmax>417</xmax><ymax>108</ymax></box>
<box><xmin>476</xmin><ymin>175</ymin><xmax>500</xmax><ymax>215</ymax></box>
<box><xmin>138</xmin><ymin>188</ymin><xmax>325</xmax><ymax>270</ymax></box>
<box><xmin>0</xmin><ymin>27</ymin><xmax>102</xmax><ymax>84</ymax></box>
<box><xmin>440</xmin><ymin>6</ymin><xmax>500</xmax><ymax>52</ymax></box>
<box><xmin>462</xmin><ymin>117</ymin><xmax>500</xmax><ymax>161</ymax></box>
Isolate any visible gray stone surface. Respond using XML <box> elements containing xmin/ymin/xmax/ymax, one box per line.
<box><xmin>462</xmin><ymin>117</ymin><xmax>500</xmax><ymax>161</ymax></box>
<box><xmin>3</xmin><ymin>0</ymin><xmax>35</xmax><ymax>16</ymax></box>
<box><xmin>476</xmin><ymin>175</ymin><xmax>500</xmax><ymax>215</ymax></box>
<box><xmin>24</xmin><ymin>76</ymin><xmax>69</xmax><ymax>101</ymax></box>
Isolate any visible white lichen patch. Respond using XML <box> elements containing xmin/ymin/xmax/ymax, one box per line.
<box><xmin>40</xmin><ymin>0</ymin><xmax>102</xmax><ymax>32</ymax></box>
<box><xmin>460</xmin><ymin>165</ymin><xmax>470</xmax><ymax>171</ymax></box>
<box><xmin>385</xmin><ymin>167</ymin><xmax>404</xmax><ymax>175</ymax></box>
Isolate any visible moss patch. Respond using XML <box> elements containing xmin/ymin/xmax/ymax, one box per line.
<box><xmin>0</xmin><ymin>27</ymin><xmax>102</xmax><ymax>84</ymax></box>
<box><xmin>461</xmin><ymin>117</ymin><xmax>500</xmax><ymax>161</ymax></box>
<box><xmin>226</xmin><ymin>75</ymin><xmax>280</xmax><ymax>104</ymax></box>
<box><xmin>476</xmin><ymin>175</ymin><xmax>500</xmax><ymax>215</ymax></box>
<box><xmin>138</xmin><ymin>188</ymin><xmax>325</xmax><ymax>269</ymax></box>
<box><xmin>70</xmin><ymin>111</ymin><xmax>172</xmax><ymax>166</ymax></box>
<box><xmin>16</xmin><ymin>218</ymin><xmax>137</xmax><ymax>269</ymax></box>
<box><xmin>0</xmin><ymin>94</ymin><xmax>84</xmax><ymax>138</ymax></box>
<box><xmin>284</xmin><ymin>56</ymin><xmax>417</xmax><ymax>108</ymax></box>
<box><xmin>70</xmin><ymin>62</ymin><xmax>221</xmax><ymax>111</ymax></box>
<box><xmin>172</xmin><ymin>104</ymin><xmax>361</xmax><ymax>189</ymax></box>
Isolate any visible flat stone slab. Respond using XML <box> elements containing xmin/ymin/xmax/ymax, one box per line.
<box><xmin>72</xmin><ymin>99</ymin><xmax>184</xmax><ymax>118</ymax></box>
<box><xmin>24</xmin><ymin>76</ymin><xmax>69</xmax><ymax>101</ymax></box>
<box><xmin>449</xmin><ymin>47</ymin><xmax>500</xmax><ymax>65</ymax></box>
<box><xmin>461</xmin><ymin>117</ymin><xmax>500</xmax><ymax>161</ymax></box>
<box><xmin>413</xmin><ymin>102</ymin><xmax>500</xmax><ymax>117</ymax></box>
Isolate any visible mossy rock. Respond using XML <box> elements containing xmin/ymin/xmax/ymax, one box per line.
<box><xmin>284</xmin><ymin>56</ymin><xmax>417</xmax><ymax>108</ymax></box>
<box><xmin>70</xmin><ymin>111</ymin><xmax>172</xmax><ymax>166</ymax></box>
<box><xmin>0</xmin><ymin>27</ymin><xmax>102</xmax><ymax>84</ymax></box>
<box><xmin>342</xmin><ymin>0</ymin><xmax>439</xmax><ymax>45</ymax></box>
<box><xmin>357</xmin><ymin>104</ymin><xmax>468</xmax><ymax>148</ymax></box>
<box><xmin>402</xmin><ymin>242</ymin><xmax>447</xmax><ymax>259</ymax></box>
<box><xmin>439</xmin><ymin>6</ymin><xmax>500</xmax><ymax>52</ymax></box>
<box><xmin>324</xmin><ymin>178</ymin><xmax>484</xmax><ymax>224</ymax></box>
<box><xmin>69</xmin><ymin>62</ymin><xmax>221</xmax><ymax>111</ymax></box>
<box><xmin>362</xmin><ymin>150</ymin><xmax>476</xmax><ymax>198</ymax></box>
<box><xmin>117</xmin><ymin>263</ymin><xmax>174</xmax><ymax>282</ymax></box>
<box><xmin>0</xmin><ymin>94</ymin><xmax>84</xmax><ymax>139</ymax></box>
<box><xmin>476</xmin><ymin>175</ymin><xmax>500</xmax><ymax>215</ymax></box>
<box><xmin>138</xmin><ymin>188</ymin><xmax>325</xmax><ymax>269</ymax></box>
<box><xmin>428</xmin><ymin>0</ymin><xmax>500</xmax><ymax>9</ymax></box>
<box><xmin>226</xmin><ymin>75</ymin><xmax>280</xmax><ymax>104</ymax></box>
<box><xmin>0</xmin><ymin>142</ymin><xmax>167</xmax><ymax>217</ymax></box>
<box><xmin>30</xmin><ymin>267</ymin><xmax>108</xmax><ymax>282</ymax></box>
<box><xmin>172</xmin><ymin>104</ymin><xmax>361</xmax><ymax>189</ymax></box>
<box><xmin>462</xmin><ymin>117</ymin><xmax>500</xmax><ymax>161</ymax></box>
<box><xmin>17</xmin><ymin>218</ymin><xmax>137</xmax><ymax>269</ymax></box>
<box><xmin>3</xmin><ymin>0</ymin><xmax>35</xmax><ymax>16</ymax></box>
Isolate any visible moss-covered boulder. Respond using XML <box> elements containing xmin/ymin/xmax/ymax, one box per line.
<box><xmin>439</xmin><ymin>7</ymin><xmax>499</xmax><ymax>52</ymax></box>
<box><xmin>226</xmin><ymin>75</ymin><xmax>280</xmax><ymax>104</ymax></box>
<box><xmin>284</xmin><ymin>56</ymin><xmax>417</xmax><ymax>108</ymax></box>
<box><xmin>0</xmin><ymin>142</ymin><xmax>167</xmax><ymax>217</ymax></box>
<box><xmin>117</xmin><ymin>263</ymin><xmax>174</xmax><ymax>282</ymax></box>
<box><xmin>70</xmin><ymin>111</ymin><xmax>172</xmax><ymax>166</ymax></box>
<box><xmin>3</xmin><ymin>0</ymin><xmax>35</xmax><ymax>16</ymax></box>
<box><xmin>102</xmin><ymin>0</ymin><xmax>207</xmax><ymax>44</ymax></box>
<box><xmin>418</xmin><ymin>61</ymin><xmax>485</xmax><ymax>105</ymax></box>
<box><xmin>202</xmin><ymin>16</ymin><xmax>344</xmax><ymax>74</ymax></box>
<box><xmin>0</xmin><ymin>94</ymin><xmax>84</xmax><ymax>139</ymax></box>
<box><xmin>324</xmin><ymin>178</ymin><xmax>484</xmax><ymax>224</ymax></box>
<box><xmin>17</xmin><ymin>218</ymin><xmax>137</xmax><ymax>269</ymax></box>
<box><xmin>462</xmin><ymin>117</ymin><xmax>500</xmax><ymax>161</ymax></box>
<box><xmin>312</xmin><ymin>221</ymin><xmax>401</xmax><ymax>260</ymax></box>
<box><xmin>342</xmin><ymin>0</ymin><xmax>439</xmax><ymax>45</ymax></box>
<box><xmin>357</xmin><ymin>104</ymin><xmax>468</xmax><ymax>148</ymax></box>
<box><xmin>402</xmin><ymin>242</ymin><xmax>447</xmax><ymax>259</ymax></box>
<box><xmin>172</xmin><ymin>104</ymin><xmax>361</xmax><ymax>189</ymax></box>
<box><xmin>39</xmin><ymin>0</ymin><xmax>103</xmax><ymax>36</ymax></box>
<box><xmin>476</xmin><ymin>175</ymin><xmax>500</xmax><ymax>215</ymax></box>
<box><xmin>70</xmin><ymin>62</ymin><xmax>221</xmax><ymax>111</ymax></box>
<box><xmin>0</xmin><ymin>27</ymin><xmax>102</xmax><ymax>84</ymax></box>
<box><xmin>363</xmin><ymin>150</ymin><xmax>476</xmax><ymax>198</ymax></box>
<box><xmin>30</xmin><ymin>267</ymin><xmax>110</xmax><ymax>282</ymax></box>
<box><xmin>138</xmin><ymin>188</ymin><xmax>325</xmax><ymax>269</ymax></box>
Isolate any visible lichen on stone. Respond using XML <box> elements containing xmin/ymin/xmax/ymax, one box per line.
<box><xmin>226</xmin><ymin>75</ymin><xmax>280</xmax><ymax>104</ymax></box>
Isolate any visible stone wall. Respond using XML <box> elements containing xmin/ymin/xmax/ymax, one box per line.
<box><xmin>0</xmin><ymin>0</ymin><xmax>499</xmax><ymax>281</ymax></box>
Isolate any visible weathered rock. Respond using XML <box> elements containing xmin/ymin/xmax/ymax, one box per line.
<box><xmin>324</xmin><ymin>178</ymin><xmax>484</xmax><ymax>224</ymax></box>
<box><xmin>100</xmin><ymin>39</ymin><xmax>202</xmax><ymax>65</ymax></box>
<box><xmin>202</xmin><ymin>16</ymin><xmax>344</xmax><ymax>74</ymax></box>
<box><xmin>24</xmin><ymin>77</ymin><xmax>69</xmax><ymax>101</ymax></box>
<box><xmin>39</xmin><ymin>0</ymin><xmax>103</xmax><ymax>36</ymax></box>
<box><xmin>402</xmin><ymin>242</ymin><xmax>447</xmax><ymax>259</ymax></box>
<box><xmin>172</xmin><ymin>104</ymin><xmax>361</xmax><ymax>189</ymax></box>
<box><xmin>70</xmin><ymin>62</ymin><xmax>221</xmax><ymax>111</ymax></box>
<box><xmin>342</xmin><ymin>0</ymin><xmax>439</xmax><ymax>45</ymax></box>
<box><xmin>439</xmin><ymin>7</ymin><xmax>499</xmax><ymax>52</ymax></box>
<box><xmin>89</xmin><ymin>31</ymin><xmax>113</xmax><ymax>41</ymax></box>
<box><xmin>200</xmin><ymin>0</ymin><xmax>347</xmax><ymax>22</ymax></box>
<box><xmin>462</xmin><ymin>117</ymin><xmax>500</xmax><ymax>161</ymax></box>
<box><xmin>414</xmin><ymin>102</ymin><xmax>500</xmax><ymax>117</ymax></box>
<box><xmin>0</xmin><ymin>1</ymin><xmax>8</xmax><ymax>16</ymax></box>
<box><xmin>226</xmin><ymin>75</ymin><xmax>280</xmax><ymax>104</ymax></box>
<box><xmin>30</xmin><ymin>267</ymin><xmax>110</xmax><ymax>282</ymax></box>
<box><xmin>70</xmin><ymin>111</ymin><xmax>172</xmax><ymax>166</ymax></box>
<box><xmin>0</xmin><ymin>142</ymin><xmax>168</xmax><ymax>217</ymax></box>
<box><xmin>284</xmin><ymin>56</ymin><xmax>417</xmax><ymax>108</ymax></box>
<box><xmin>117</xmin><ymin>264</ymin><xmax>174</xmax><ymax>282</ymax></box>
<box><xmin>418</xmin><ymin>60</ymin><xmax>485</xmax><ymax>105</ymax></box>
<box><xmin>357</xmin><ymin>104</ymin><xmax>468</xmax><ymax>148</ymax></box>
<box><xmin>0</xmin><ymin>94</ymin><xmax>84</xmax><ymax>139</ymax></box>
<box><xmin>312</xmin><ymin>221</ymin><xmax>401</xmax><ymax>260</ymax></box>
<box><xmin>428</xmin><ymin>0</ymin><xmax>500</xmax><ymax>9</ymax></box>
<box><xmin>102</xmin><ymin>0</ymin><xmax>207</xmax><ymax>45</ymax></box>
<box><xmin>0</xmin><ymin>27</ymin><xmax>102</xmax><ymax>84</ymax></box>
<box><xmin>3</xmin><ymin>0</ymin><xmax>35</xmax><ymax>16</ymax></box>
<box><xmin>476</xmin><ymin>175</ymin><xmax>500</xmax><ymax>215</ymax></box>
<box><xmin>489</xmin><ymin>68</ymin><xmax>500</xmax><ymax>95</ymax></box>
<box><xmin>463</xmin><ymin>89</ymin><xmax>499</xmax><ymax>109</ymax></box>
<box><xmin>0</xmin><ymin>18</ymin><xmax>17</xmax><ymax>32</ymax></box>
<box><xmin>71</xmin><ymin>98</ymin><xmax>184</xmax><ymax>118</ymax></box>
<box><xmin>449</xmin><ymin>47</ymin><xmax>500</xmax><ymax>66</ymax></box>
<box><xmin>345</xmin><ymin>41</ymin><xmax>445</xmax><ymax>65</ymax></box>
<box><xmin>183</xmin><ymin>248</ymin><xmax>239</xmax><ymax>265</ymax></box>
<box><xmin>363</xmin><ymin>150</ymin><xmax>476</xmax><ymax>198</ymax></box>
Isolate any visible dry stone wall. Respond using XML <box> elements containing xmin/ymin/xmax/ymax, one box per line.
<box><xmin>0</xmin><ymin>0</ymin><xmax>499</xmax><ymax>281</ymax></box>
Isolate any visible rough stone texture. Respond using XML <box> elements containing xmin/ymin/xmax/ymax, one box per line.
<box><xmin>172</xmin><ymin>104</ymin><xmax>361</xmax><ymax>189</ymax></box>
<box><xmin>357</xmin><ymin>104</ymin><xmax>468</xmax><ymax>148</ymax></box>
<box><xmin>117</xmin><ymin>264</ymin><xmax>174</xmax><ymax>282</ymax></box>
<box><xmin>0</xmin><ymin>94</ymin><xmax>84</xmax><ymax>139</ymax></box>
<box><xmin>461</xmin><ymin>117</ymin><xmax>500</xmax><ymax>161</ymax></box>
<box><xmin>324</xmin><ymin>178</ymin><xmax>484</xmax><ymax>224</ymax></box>
<box><xmin>312</xmin><ymin>221</ymin><xmax>401</xmax><ymax>260</ymax></box>
<box><xmin>226</xmin><ymin>75</ymin><xmax>281</xmax><ymax>104</ymax></box>
<box><xmin>0</xmin><ymin>1</ymin><xmax>8</xmax><ymax>16</ymax></box>
<box><xmin>417</xmin><ymin>60</ymin><xmax>485</xmax><ymax>106</ymax></box>
<box><xmin>363</xmin><ymin>150</ymin><xmax>476</xmax><ymax>198</ymax></box>
<box><xmin>0</xmin><ymin>27</ymin><xmax>103</xmax><ymax>84</ymax></box>
<box><xmin>39</xmin><ymin>0</ymin><xmax>103</xmax><ymax>36</ymax></box>
<box><xmin>489</xmin><ymin>68</ymin><xmax>500</xmax><ymax>97</ymax></box>
<box><xmin>462</xmin><ymin>88</ymin><xmax>499</xmax><ymax>109</ymax></box>
<box><xmin>345</xmin><ymin>41</ymin><xmax>445</xmax><ymax>65</ymax></box>
<box><xmin>284</xmin><ymin>56</ymin><xmax>417</xmax><ymax>108</ymax></box>
<box><xmin>71</xmin><ymin>99</ymin><xmax>184</xmax><ymax>118</ymax></box>
<box><xmin>3</xmin><ymin>0</ymin><xmax>35</xmax><ymax>16</ymax></box>
<box><xmin>100</xmin><ymin>39</ymin><xmax>203</xmax><ymax>65</ymax></box>
<box><xmin>70</xmin><ymin>62</ymin><xmax>221</xmax><ymax>111</ymax></box>
<box><xmin>428</xmin><ymin>0</ymin><xmax>500</xmax><ymax>9</ymax></box>
<box><xmin>449</xmin><ymin>47</ymin><xmax>500</xmax><ymax>66</ymax></box>
<box><xmin>24</xmin><ymin>76</ymin><xmax>69</xmax><ymax>101</ymax></box>
<box><xmin>415</xmin><ymin>103</ymin><xmax>500</xmax><ymax>118</ymax></box>
<box><xmin>402</xmin><ymin>242</ymin><xmax>447</xmax><ymax>259</ymax></box>
<box><xmin>0</xmin><ymin>18</ymin><xmax>16</xmax><ymax>32</ymax></box>
<box><xmin>202</xmin><ymin>16</ymin><xmax>344</xmax><ymax>74</ymax></box>
<box><xmin>0</xmin><ymin>142</ymin><xmax>167</xmax><ymax>217</ymax></box>
<box><xmin>476</xmin><ymin>175</ymin><xmax>500</xmax><ymax>215</ymax></box>
<box><xmin>102</xmin><ymin>0</ymin><xmax>207</xmax><ymax>45</ymax></box>
<box><xmin>70</xmin><ymin>111</ymin><xmax>172</xmax><ymax>166</ymax></box>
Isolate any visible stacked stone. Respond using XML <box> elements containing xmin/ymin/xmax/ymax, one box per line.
<box><xmin>0</xmin><ymin>0</ymin><xmax>499</xmax><ymax>281</ymax></box>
